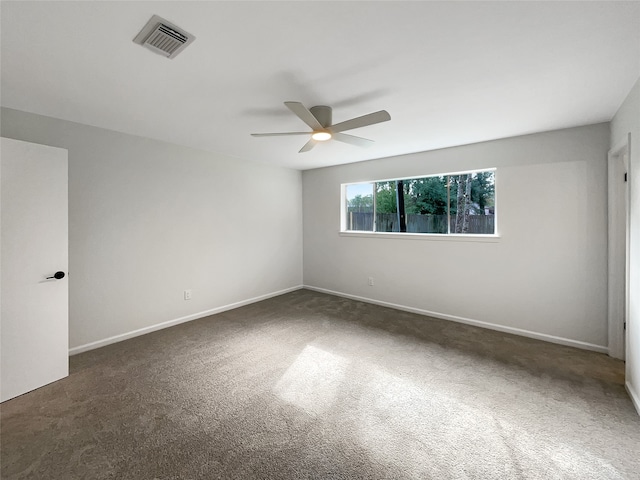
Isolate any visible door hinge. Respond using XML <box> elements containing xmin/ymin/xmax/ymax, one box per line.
<box><xmin>624</xmin><ymin>321</ymin><xmax>626</xmax><ymax>331</ymax></box>
<box><xmin>624</xmin><ymin>172</ymin><xmax>628</xmax><ymax>182</ymax></box>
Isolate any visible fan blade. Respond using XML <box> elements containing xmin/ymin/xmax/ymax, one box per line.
<box><xmin>285</xmin><ymin>101</ymin><xmax>324</xmax><ymax>131</ymax></box>
<box><xmin>329</xmin><ymin>110</ymin><xmax>391</xmax><ymax>133</ymax></box>
<box><xmin>299</xmin><ymin>138</ymin><xmax>316</xmax><ymax>153</ymax></box>
<box><xmin>332</xmin><ymin>132</ymin><xmax>375</xmax><ymax>148</ymax></box>
<box><xmin>251</xmin><ymin>132</ymin><xmax>310</xmax><ymax>137</ymax></box>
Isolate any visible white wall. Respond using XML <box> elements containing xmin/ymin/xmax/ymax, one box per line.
<box><xmin>611</xmin><ymin>77</ymin><xmax>640</xmax><ymax>414</ymax></box>
<box><xmin>303</xmin><ymin>123</ymin><xmax>610</xmax><ymax>351</ymax></box>
<box><xmin>1</xmin><ymin>108</ymin><xmax>303</xmax><ymax>352</ymax></box>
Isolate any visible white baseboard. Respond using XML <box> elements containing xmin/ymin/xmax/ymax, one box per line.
<box><xmin>627</xmin><ymin>381</ymin><xmax>640</xmax><ymax>417</ymax></box>
<box><xmin>303</xmin><ymin>285</ymin><xmax>609</xmax><ymax>354</ymax></box>
<box><xmin>70</xmin><ymin>284</ymin><xmax>609</xmax><ymax>357</ymax></box>
<box><xmin>69</xmin><ymin>285</ymin><xmax>304</xmax><ymax>355</ymax></box>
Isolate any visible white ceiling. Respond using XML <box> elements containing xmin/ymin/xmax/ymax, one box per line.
<box><xmin>2</xmin><ymin>1</ymin><xmax>639</xmax><ymax>170</ymax></box>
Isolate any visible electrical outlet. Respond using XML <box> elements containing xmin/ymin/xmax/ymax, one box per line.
<box><xmin>184</xmin><ymin>289</ymin><xmax>192</xmax><ymax>300</ymax></box>
<box><xmin>368</xmin><ymin>277</ymin><xmax>374</xmax><ymax>286</ymax></box>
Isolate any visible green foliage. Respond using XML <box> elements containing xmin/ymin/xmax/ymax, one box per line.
<box><xmin>449</xmin><ymin>172</ymin><xmax>495</xmax><ymax>214</ymax></box>
<box><xmin>375</xmin><ymin>181</ymin><xmax>397</xmax><ymax>213</ymax></box>
<box><xmin>347</xmin><ymin>194</ymin><xmax>373</xmax><ymax>212</ymax></box>
<box><xmin>405</xmin><ymin>176</ymin><xmax>448</xmax><ymax>215</ymax></box>
<box><xmin>470</xmin><ymin>171</ymin><xmax>495</xmax><ymax>211</ymax></box>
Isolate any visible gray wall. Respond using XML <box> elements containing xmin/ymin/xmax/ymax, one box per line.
<box><xmin>303</xmin><ymin>123</ymin><xmax>610</xmax><ymax>350</ymax></box>
<box><xmin>1</xmin><ymin>108</ymin><xmax>303</xmax><ymax>351</ymax></box>
<box><xmin>611</xmin><ymin>77</ymin><xmax>640</xmax><ymax>413</ymax></box>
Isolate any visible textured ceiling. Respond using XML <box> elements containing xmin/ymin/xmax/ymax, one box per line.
<box><xmin>2</xmin><ymin>1</ymin><xmax>639</xmax><ymax>170</ymax></box>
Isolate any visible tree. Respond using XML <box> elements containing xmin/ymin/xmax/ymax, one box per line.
<box><xmin>406</xmin><ymin>176</ymin><xmax>448</xmax><ymax>215</ymax></box>
<box><xmin>470</xmin><ymin>171</ymin><xmax>495</xmax><ymax>213</ymax></box>
<box><xmin>375</xmin><ymin>182</ymin><xmax>397</xmax><ymax>213</ymax></box>
<box><xmin>450</xmin><ymin>171</ymin><xmax>495</xmax><ymax>233</ymax></box>
<box><xmin>452</xmin><ymin>174</ymin><xmax>472</xmax><ymax>233</ymax></box>
<box><xmin>347</xmin><ymin>194</ymin><xmax>373</xmax><ymax>212</ymax></box>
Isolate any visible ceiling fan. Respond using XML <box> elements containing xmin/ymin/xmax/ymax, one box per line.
<box><xmin>251</xmin><ymin>101</ymin><xmax>391</xmax><ymax>153</ymax></box>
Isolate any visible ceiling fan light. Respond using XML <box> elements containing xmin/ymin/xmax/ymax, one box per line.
<box><xmin>311</xmin><ymin>131</ymin><xmax>332</xmax><ymax>141</ymax></box>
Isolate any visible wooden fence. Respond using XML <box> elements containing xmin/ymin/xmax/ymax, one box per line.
<box><xmin>347</xmin><ymin>212</ymin><xmax>494</xmax><ymax>234</ymax></box>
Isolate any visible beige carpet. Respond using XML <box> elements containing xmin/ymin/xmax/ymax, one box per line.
<box><xmin>1</xmin><ymin>289</ymin><xmax>639</xmax><ymax>479</ymax></box>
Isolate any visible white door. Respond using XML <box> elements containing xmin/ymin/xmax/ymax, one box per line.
<box><xmin>1</xmin><ymin>137</ymin><xmax>69</xmax><ymax>402</ymax></box>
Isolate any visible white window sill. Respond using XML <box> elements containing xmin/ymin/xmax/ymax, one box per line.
<box><xmin>339</xmin><ymin>231</ymin><xmax>501</xmax><ymax>242</ymax></box>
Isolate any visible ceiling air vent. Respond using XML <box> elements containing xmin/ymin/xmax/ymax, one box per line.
<box><xmin>133</xmin><ymin>15</ymin><xmax>195</xmax><ymax>59</ymax></box>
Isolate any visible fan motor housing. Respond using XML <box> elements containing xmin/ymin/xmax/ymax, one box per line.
<box><xmin>310</xmin><ymin>106</ymin><xmax>332</xmax><ymax>128</ymax></box>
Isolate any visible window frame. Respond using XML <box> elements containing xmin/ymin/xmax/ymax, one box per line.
<box><xmin>341</xmin><ymin>168</ymin><xmax>498</xmax><ymax>240</ymax></box>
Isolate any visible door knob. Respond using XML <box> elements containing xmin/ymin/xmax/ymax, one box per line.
<box><xmin>46</xmin><ymin>271</ymin><xmax>65</xmax><ymax>280</ymax></box>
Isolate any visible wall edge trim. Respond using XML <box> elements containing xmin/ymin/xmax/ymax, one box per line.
<box><xmin>626</xmin><ymin>381</ymin><xmax>640</xmax><ymax>417</ymax></box>
<box><xmin>303</xmin><ymin>285</ymin><xmax>609</xmax><ymax>354</ymax></box>
<box><xmin>69</xmin><ymin>285</ymin><xmax>304</xmax><ymax>355</ymax></box>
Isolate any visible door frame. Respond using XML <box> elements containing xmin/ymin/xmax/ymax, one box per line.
<box><xmin>607</xmin><ymin>133</ymin><xmax>630</xmax><ymax>360</ymax></box>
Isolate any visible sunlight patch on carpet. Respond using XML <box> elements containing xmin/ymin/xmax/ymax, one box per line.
<box><xmin>274</xmin><ymin>345</ymin><xmax>350</xmax><ymax>416</ymax></box>
<box><xmin>353</xmin><ymin>367</ymin><xmax>624</xmax><ymax>479</ymax></box>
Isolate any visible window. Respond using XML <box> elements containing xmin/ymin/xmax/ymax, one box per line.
<box><xmin>343</xmin><ymin>169</ymin><xmax>495</xmax><ymax>235</ymax></box>
<box><xmin>345</xmin><ymin>183</ymin><xmax>374</xmax><ymax>231</ymax></box>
